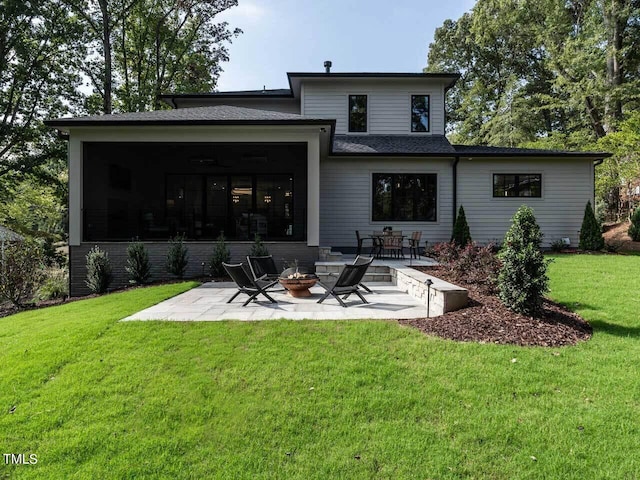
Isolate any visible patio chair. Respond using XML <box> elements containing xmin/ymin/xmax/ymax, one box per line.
<box><xmin>223</xmin><ymin>262</ymin><xmax>277</xmax><ymax>307</ymax></box>
<box><xmin>352</xmin><ymin>255</ymin><xmax>374</xmax><ymax>293</ymax></box>
<box><xmin>247</xmin><ymin>255</ymin><xmax>282</xmax><ymax>291</ymax></box>
<box><xmin>355</xmin><ymin>230</ymin><xmax>373</xmax><ymax>256</ymax></box>
<box><xmin>408</xmin><ymin>231</ymin><xmax>422</xmax><ymax>259</ymax></box>
<box><xmin>382</xmin><ymin>233</ymin><xmax>404</xmax><ymax>259</ymax></box>
<box><xmin>317</xmin><ymin>257</ymin><xmax>373</xmax><ymax>307</ymax></box>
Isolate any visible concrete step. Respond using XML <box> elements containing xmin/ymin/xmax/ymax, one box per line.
<box><xmin>326</xmin><ymin>252</ymin><xmax>343</xmax><ymax>262</ymax></box>
<box><xmin>316</xmin><ymin>272</ymin><xmax>392</xmax><ymax>284</ymax></box>
<box><xmin>315</xmin><ymin>263</ymin><xmax>390</xmax><ymax>274</ymax></box>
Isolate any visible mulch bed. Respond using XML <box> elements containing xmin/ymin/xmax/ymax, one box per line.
<box><xmin>399</xmin><ymin>267</ymin><xmax>592</xmax><ymax>347</ymax></box>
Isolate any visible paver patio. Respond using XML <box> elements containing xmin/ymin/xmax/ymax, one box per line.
<box><xmin>123</xmin><ymin>282</ymin><xmax>428</xmax><ymax>321</ymax></box>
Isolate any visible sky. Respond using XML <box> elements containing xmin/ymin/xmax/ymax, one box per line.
<box><xmin>215</xmin><ymin>0</ymin><xmax>477</xmax><ymax>92</ymax></box>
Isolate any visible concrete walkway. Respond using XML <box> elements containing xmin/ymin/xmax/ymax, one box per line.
<box><xmin>123</xmin><ymin>282</ymin><xmax>428</xmax><ymax>321</ymax></box>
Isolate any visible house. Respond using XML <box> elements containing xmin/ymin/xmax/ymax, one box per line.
<box><xmin>46</xmin><ymin>62</ymin><xmax>610</xmax><ymax>296</ymax></box>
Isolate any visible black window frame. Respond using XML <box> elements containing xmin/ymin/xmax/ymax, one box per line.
<box><xmin>372</xmin><ymin>173</ymin><xmax>437</xmax><ymax>222</ymax></box>
<box><xmin>492</xmin><ymin>173</ymin><xmax>542</xmax><ymax>198</ymax></box>
<box><xmin>348</xmin><ymin>94</ymin><xmax>368</xmax><ymax>133</ymax></box>
<box><xmin>411</xmin><ymin>94</ymin><xmax>430</xmax><ymax>133</ymax></box>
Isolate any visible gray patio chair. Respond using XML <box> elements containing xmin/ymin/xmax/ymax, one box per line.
<box><xmin>317</xmin><ymin>257</ymin><xmax>373</xmax><ymax>307</ymax></box>
<box><xmin>223</xmin><ymin>262</ymin><xmax>277</xmax><ymax>307</ymax></box>
<box><xmin>247</xmin><ymin>255</ymin><xmax>283</xmax><ymax>291</ymax></box>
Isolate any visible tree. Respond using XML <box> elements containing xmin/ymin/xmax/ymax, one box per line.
<box><xmin>629</xmin><ymin>208</ymin><xmax>640</xmax><ymax>242</ymax></box>
<box><xmin>451</xmin><ymin>205</ymin><xmax>472</xmax><ymax>247</ymax></box>
<box><xmin>579</xmin><ymin>201</ymin><xmax>605</xmax><ymax>251</ymax></box>
<box><xmin>85</xmin><ymin>245</ymin><xmax>113</xmax><ymax>294</ymax></box>
<box><xmin>497</xmin><ymin>206</ymin><xmax>550</xmax><ymax>317</ymax></box>
<box><xmin>166</xmin><ymin>234</ymin><xmax>189</xmax><ymax>278</ymax></box>
<box><xmin>125</xmin><ymin>241</ymin><xmax>151</xmax><ymax>284</ymax></box>
<box><xmin>0</xmin><ymin>240</ymin><xmax>44</xmax><ymax>307</ymax></box>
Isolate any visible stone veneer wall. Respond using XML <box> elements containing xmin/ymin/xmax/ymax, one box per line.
<box><xmin>70</xmin><ymin>242</ymin><xmax>318</xmax><ymax>296</ymax></box>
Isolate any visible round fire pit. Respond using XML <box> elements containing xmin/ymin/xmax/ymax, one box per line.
<box><xmin>278</xmin><ymin>272</ymin><xmax>319</xmax><ymax>298</ymax></box>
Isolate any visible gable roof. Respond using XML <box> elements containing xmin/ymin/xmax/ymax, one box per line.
<box><xmin>332</xmin><ymin>135</ymin><xmax>456</xmax><ymax>155</ymax></box>
<box><xmin>45</xmin><ymin>105</ymin><xmax>334</xmax><ymax>129</ymax></box>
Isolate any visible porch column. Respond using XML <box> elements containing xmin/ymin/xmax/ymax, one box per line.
<box><xmin>68</xmin><ymin>137</ymin><xmax>83</xmax><ymax>246</ymax></box>
<box><xmin>307</xmin><ymin>136</ymin><xmax>320</xmax><ymax>246</ymax></box>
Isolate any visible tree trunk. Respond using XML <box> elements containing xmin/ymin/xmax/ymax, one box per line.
<box><xmin>98</xmin><ymin>0</ymin><xmax>112</xmax><ymax>114</ymax></box>
<box><xmin>603</xmin><ymin>0</ymin><xmax>628</xmax><ymax>131</ymax></box>
<box><xmin>585</xmin><ymin>96</ymin><xmax>607</xmax><ymax>138</ymax></box>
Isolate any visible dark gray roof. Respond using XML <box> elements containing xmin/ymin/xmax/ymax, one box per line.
<box><xmin>45</xmin><ymin>105</ymin><xmax>333</xmax><ymax>127</ymax></box>
<box><xmin>453</xmin><ymin>144</ymin><xmax>611</xmax><ymax>158</ymax></box>
<box><xmin>0</xmin><ymin>225</ymin><xmax>24</xmax><ymax>242</ymax></box>
<box><xmin>332</xmin><ymin>135</ymin><xmax>456</xmax><ymax>155</ymax></box>
<box><xmin>160</xmin><ymin>89</ymin><xmax>293</xmax><ymax>99</ymax></box>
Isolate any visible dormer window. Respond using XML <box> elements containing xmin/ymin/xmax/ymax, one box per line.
<box><xmin>348</xmin><ymin>95</ymin><xmax>367</xmax><ymax>133</ymax></box>
<box><xmin>411</xmin><ymin>95</ymin><xmax>430</xmax><ymax>132</ymax></box>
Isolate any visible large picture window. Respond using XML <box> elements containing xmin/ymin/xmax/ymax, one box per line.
<box><xmin>493</xmin><ymin>174</ymin><xmax>541</xmax><ymax>197</ymax></box>
<box><xmin>411</xmin><ymin>95</ymin><xmax>430</xmax><ymax>132</ymax></box>
<box><xmin>348</xmin><ymin>94</ymin><xmax>367</xmax><ymax>132</ymax></box>
<box><xmin>372</xmin><ymin>173</ymin><xmax>437</xmax><ymax>222</ymax></box>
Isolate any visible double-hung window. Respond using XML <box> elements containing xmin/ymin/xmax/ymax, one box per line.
<box><xmin>493</xmin><ymin>174</ymin><xmax>542</xmax><ymax>197</ymax></box>
<box><xmin>348</xmin><ymin>95</ymin><xmax>367</xmax><ymax>133</ymax></box>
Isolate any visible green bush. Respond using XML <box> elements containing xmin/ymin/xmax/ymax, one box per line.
<box><xmin>498</xmin><ymin>205</ymin><xmax>549</xmax><ymax>317</ymax></box>
<box><xmin>451</xmin><ymin>205</ymin><xmax>472</xmax><ymax>247</ymax></box>
<box><xmin>629</xmin><ymin>208</ymin><xmax>640</xmax><ymax>242</ymax></box>
<box><xmin>0</xmin><ymin>239</ymin><xmax>44</xmax><ymax>307</ymax></box>
<box><xmin>579</xmin><ymin>201</ymin><xmax>604</xmax><ymax>251</ymax></box>
<box><xmin>210</xmin><ymin>234</ymin><xmax>231</xmax><ymax>277</ymax></box>
<box><xmin>166</xmin><ymin>235</ymin><xmax>189</xmax><ymax>279</ymax></box>
<box><xmin>126</xmin><ymin>241</ymin><xmax>151</xmax><ymax>285</ymax></box>
<box><xmin>34</xmin><ymin>268</ymin><xmax>69</xmax><ymax>301</ymax></box>
<box><xmin>249</xmin><ymin>234</ymin><xmax>269</xmax><ymax>257</ymax></box>
<box><xmin>85</xmin><ymin>245</ymin><xmax>113</xmax><ymax>294</ymax></box>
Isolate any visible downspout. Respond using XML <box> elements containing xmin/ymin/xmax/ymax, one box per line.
<box><xmin>452</xmin><ymin>156</ymin><xmax>459</xmax><ymax>228</ymax></box>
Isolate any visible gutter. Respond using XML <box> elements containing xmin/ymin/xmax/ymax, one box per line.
<box><xmin>452</xmin><ymin>156</ymin><xmax>459</xmax><ymax>228</ymax></box>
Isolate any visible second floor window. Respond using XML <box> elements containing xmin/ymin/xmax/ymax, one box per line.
<box><xmin>411</xmin><ymin>95</ymin><xmax>430</xmax><ymax>132</ymax></box>
<box><xmin>348</xmin><ymin>95</ymin><xmax>367</xmax><ymax>132</ymax></box>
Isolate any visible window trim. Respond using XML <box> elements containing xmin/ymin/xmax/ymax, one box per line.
<box><xmin>492</xmin><ymin>173</ymin><xmax>542</xmax><ymax>198</ymax></box>
<box><xmin>371</xmin><ymin>172</ymin><xmax>438</xmax><ymax>223</ymax></box>
<box><xmin>410</xmin><ymin>94</ymin><xmax>431</xmax><ymax>133</ymax></box>
<box><xmin>347</xmin><ymin>94</ymin><xmax>368</xmax><ymax>133</ymax></box>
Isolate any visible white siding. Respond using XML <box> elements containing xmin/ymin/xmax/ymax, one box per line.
<box><xmin>320</xmin><ymin>157</ymin><xmax>454</xmax><ymax>249</ymax></box>
<box><xmin>457</xmin><ymin>158</ymin><xmax>595</xmax><ymax>247</ymax></box>
<box><xmin>304</xmin><ymin>80</ymin><xmax>446</xmax><ymax>135</ymax></box>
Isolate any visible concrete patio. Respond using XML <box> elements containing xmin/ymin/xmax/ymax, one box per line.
<box><xmin>123</xmin><ymin>281</ymin><xmax>429</xmax><ymax>321</ymax></box>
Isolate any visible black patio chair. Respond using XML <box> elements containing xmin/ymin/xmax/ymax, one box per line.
<box><xmin>317</xmin><ymin>257</ymin><xmax>374</xmax><ymax>307</ymax></box>
<box><xmin>247</xmin><ymin>255</ymin><xmax>282</xmax><ymax>291</ymax></box>
<box><xmin>223</xmin><ymin>262</ymin><xmax>277</xmax><ymax>307</ymax></box>
<box><xmin>352</xmin><ymin>255</ymin><xmax>374</xmax><ymax>293</ymax></box>
<box><xmin>355</xmin><ymin>230</ymin><xmax>373</xmax><ymax>256</ymax></box>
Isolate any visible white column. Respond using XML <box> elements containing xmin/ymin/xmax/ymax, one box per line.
<box><xmin>68</xmin><ymin>137</ymin><xmax>83</xmax><ymax>246</ymax></box>
<box><xmin>306</xmin><ymin>135</ymin><xmax>320</xmax><ymax>246</ymax></box>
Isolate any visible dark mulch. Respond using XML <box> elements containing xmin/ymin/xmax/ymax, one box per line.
<box><xmin>399</xmin><ymin>267</ymin><xmax>592</xmax><ymax>347</ymax></box>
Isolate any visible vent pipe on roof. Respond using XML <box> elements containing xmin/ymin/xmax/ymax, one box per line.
<box><xmin>324</xmin><ymin>60</ymin><xmax>332</xmax><ymax>73</ymax></box>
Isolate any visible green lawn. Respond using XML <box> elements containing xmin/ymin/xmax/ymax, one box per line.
<box><xmin>1</xmin><ymin>255</ymin><xmax>639</xmax><ymax>479</ymax></box>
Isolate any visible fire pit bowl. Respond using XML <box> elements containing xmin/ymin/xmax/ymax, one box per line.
<box><xmin>278</xmin><ymin>268</ymin><xmax>319</xmax><ymax>298</ymax></box>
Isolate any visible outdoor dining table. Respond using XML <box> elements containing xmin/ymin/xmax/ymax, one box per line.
<box><xmin>367</xmin><ymin>233</ymin><xmax>406</xmax><ymax>259</ymax></box>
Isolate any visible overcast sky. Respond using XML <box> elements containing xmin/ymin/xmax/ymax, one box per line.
<box><xmin>215</xmin><ymin>0</ymin><xmax>476</xmax><ymax>92</ymax></box>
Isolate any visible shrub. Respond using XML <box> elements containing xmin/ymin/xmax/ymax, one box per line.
<box><xmin>0</xmin><ymin>240</ymin><xmax>44</xmax><ymax>307</ymax></box>
<box><xmin>579</xmin><ymin>201</ymin><xmax>604</xmax><ymax>251</ymax></box>
<box><xmin>249</xmin><ymin>234</ymin><xmax>269</xmax><ymax>257</ymax></box>
<box><xmin>498</xmin><ymin>205</ymin><xmax>550</xmax><ymax>317</ymax></box>
<box><xmin>34</xmin><ymin>268</ymin><xmax>69</xmax><ymax>301</ymax></box>
<box><xmin>85</xmin><ymin>245</ymin><xmax>113</xmax><ymax>294</ymax></box>
<box><xmin>595</xmin><ymin>197</ymin><xmax>607</xmax><ymax>227</ymax></box>
<box><xmin>430</xmin><ymin>241</ymin><xmax>460</xmax><ymax>267</ymax></box>
<box><xmin>125</xmin><ymin>241</ymin><xmax>151</xmax><ymax>285</ymax></box>
<box><xmin>166</xmin><ymin>235</ymin><xmax>189</xmax><ymax>279</ymax></box>
<box><xmin>209</xmin><ymin>234</ymin><xmax>231</xmax><ymax>277</ymax></box>
<box><xmin>629</xmin><ymin>208</ymin><xmax>640</xmax><ymax>242</ymax></box>
<box><xmin>451</xmin><ymin>205</ymin><xmax>472</xmax><ymax>247</ymax></box>
<box><xmin>451</xmin><ymin>242</ymin><xmax>501</xmax><ymax>293</ymax></box>
<box><xmin>41</xmin><ymin>237</ymin><xmax>67</xmax><ymax>268</ymax></box>
<box><xmin>550</xmin><ymin>239</ymin><xmax>565</xmax><ymax>252</ymax></box>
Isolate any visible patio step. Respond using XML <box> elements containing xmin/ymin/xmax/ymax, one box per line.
<box><xmin>316</xmin><ymin>271</ymin><xmax>392</xmax><ymax>285</ymax></box>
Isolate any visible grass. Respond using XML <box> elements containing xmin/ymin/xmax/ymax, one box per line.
<box><xmin>1</xmin><ymin>256</ymin><xmax>639</xmax><ymax>479</ymax></box>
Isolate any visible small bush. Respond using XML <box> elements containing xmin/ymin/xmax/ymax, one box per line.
<box><xmin>126</xmin><ymin>241</ymin><xmax>151</xmax><ymax>285</ymax></box>
<box><xmin>0</xmin><ymin>240</ymin><xmax>44</xmax><ymax>307</ymax></box>
<box><xmin>579</xmin><ymin>201</ymin><xmax>604</xmax><ymax>251</ymax></box>
<box><xmin>550</xmin><ymin>239</ymin><xmax>565</xmax><ymax>252</ymax></box>
<box><xmin>605</xmin><ymin>240</ymin><xmax>624</xmax><ymax>253</ymax></box>
<box><xmin>430</xmin><ymin>241</ymin><xmax>460</xmax><ymax>267</ymax></box>
<box><xmin>498</xmin><ymin>205</ymin><xmax>550</xmax><ymax>317</ymax></box>
<box><xmin>210</xmin><ymin>234</ymin><xmax>231</xmax><ymax>277</ymax></box>
<box><xmin>629</xmin><ymin>208</ymin><xmax>640</xmax><ymax>242</ymax></box>
<box><xmin>451</xmin><ymin>242</ymin><xmax>501</xmax><ymax>293</ymax></box>
<box><xmin>85</xmin><ymin>245</ymin><xmax>113</xmax><ymax>294</ymax></box>
<box><xmin>34</xmin><ymin>268</ymin><xmax>69</xmax><ymax>301</ymax></box>
<box><xmin>595</xmin><ymin>197</ymin><xmax>607</xmax><ymax>227</ymax></box>
<box><xmin>41</xmin><ymin>237</ymin><xmax>67</xmax><ymax>268</ymax></box>
<box><xmin>451</xmin><ymin>205</ymin><xmax>472</xmax><ymax>247</ymax></box>
<box><xmin>249</xmin><ymin>234</ymin><xmax>269</xmax><ymax>257</ymax></box>
<box><xmin>166</xmin><ymin>235</ymin><xmax>189</xmax><ymax>279</ymax></box>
